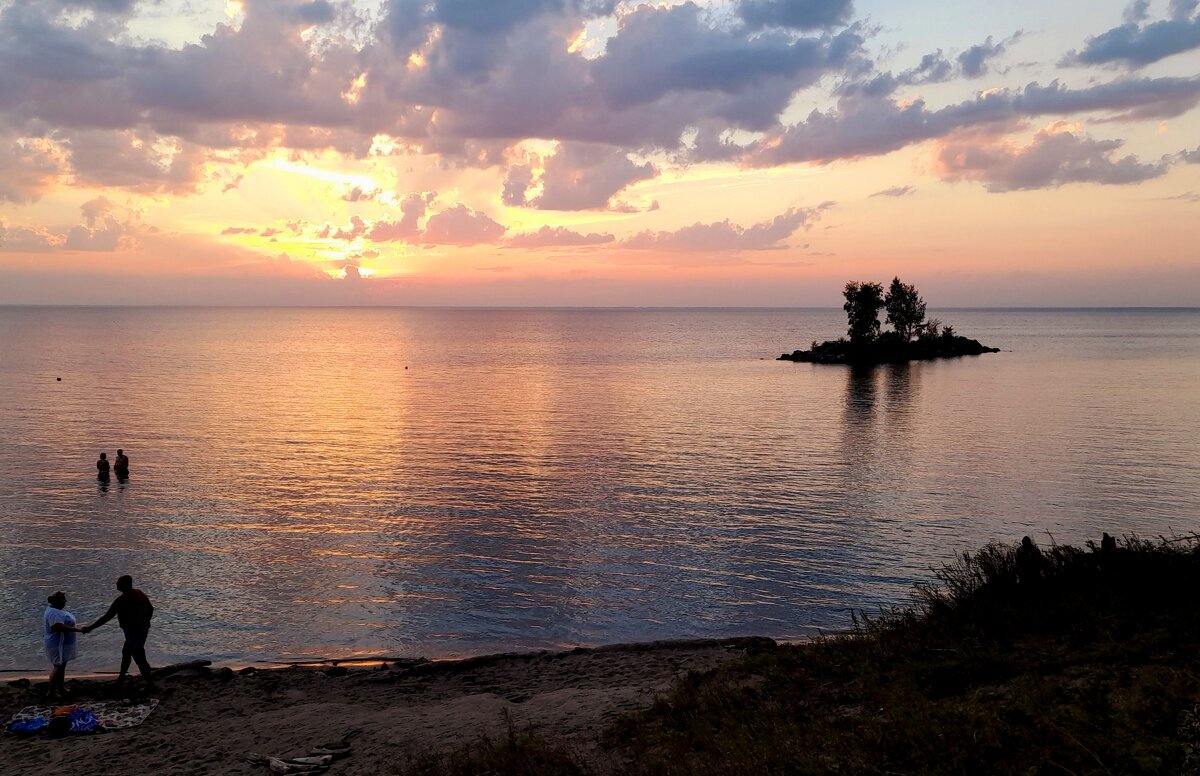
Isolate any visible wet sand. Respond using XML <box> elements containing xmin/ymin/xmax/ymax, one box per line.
<box><xmin>0</xmin><ymin>637</ymin><xmax>771</xmax><ymax>775</ymax></box>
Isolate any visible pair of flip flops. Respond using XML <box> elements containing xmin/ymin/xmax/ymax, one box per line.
<box><xmin>246</xmin><ymin>741</ymin><xmax>352</xmax><ymax>774</ymax></box>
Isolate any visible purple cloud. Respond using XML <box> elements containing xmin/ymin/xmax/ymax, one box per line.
<box><xmin>367</xmin><ymin>192</ymin><xmax>435</xmax><ymax>241</ymax></box>
<box><xmin>959</xmin><ymin>33</ymin><xmax>1022</xmax><ymax>77</ymax></box>
<box><xmin>1</xmin><ymin>197</ymin><xmax>134</xmax><ymax>252</ymax></box>
<box><xmin>871</xmin><ymin>185</ymin><xmax>916</xmax><ymax>197</ymax></box>
<box><xmin>623</xmin><ymin>204</ymin><xmax>832</xmax><ymax>251</ymax></box>
<box><xmin>936</xmin><ymin>125</ymin><xmax>1172</xmax><ymax>191</ymax></box>
<box><xmin>420</xmin><ymin>204</ymin><xmax>507</xmax><ymax>245</ymax></box>
<box><xmin>736</xmin><ymin>0</ymin><xmax>855</xmax><ymax>31</ymax></box>
<box><xmin>509</xmin><ymin>143</ymin><xmax>657</xmax><ymax>211</ymax></box>
<box><xmin>0</xmin><ymin>222</ymin><xmax>55</xmax><ymax>251</ymax></box>
<box><xmin>593</xmin><ymin>4</ymin><xmax>858</xmax><ymax>110</ymax></box>
<box><xmin>505</xmin><ymin>226</ymin><xmax>616</xmax><ymax>248</ymax></box>
<box><xmin>1064</xmin><ymin>4</ymin><xmax>1200</xmax><ymax>68</ymax></box>
<box><xmin>749</xmin><ymin>75</ymin><xmax>1200</xmax><ymax>166</ymax></box>
<box><xmin>0</xmin><ymin>137</ymin><xmax>64</xmax><ymax>203</ymax></box>
<box><xmin>342</xmin><ymin>186</ymin><xmax>381</xmax><ymax>203</ymax></box>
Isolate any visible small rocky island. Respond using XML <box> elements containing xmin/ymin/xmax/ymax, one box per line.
<box><xmin>780</xmin><ymin>278</ymin><xmax>999</xmax><ymax>364</ymax></box>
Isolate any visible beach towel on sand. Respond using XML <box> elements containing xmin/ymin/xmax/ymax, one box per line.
<box><xmin>9</xmin><ymin>699</ymin><xmax>159</xmax><ymax>732</ymax></box>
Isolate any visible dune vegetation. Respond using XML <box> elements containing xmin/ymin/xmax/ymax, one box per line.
<box><xmin>407</xmin><ymin>533</ymin><xmax>1200</xmax><ymax>775</ymax></box>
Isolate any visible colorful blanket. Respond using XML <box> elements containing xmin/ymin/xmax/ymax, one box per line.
<box><xmin>9</xmin><ymin>699</ymin><xmax>159</xmax><ymax>731</ymax></box>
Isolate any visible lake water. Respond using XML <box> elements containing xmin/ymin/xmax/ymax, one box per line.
<box><xmin>1</xmin><ymin>307</ymin><xmax>1198</xmax><ymax>672</ymax></box>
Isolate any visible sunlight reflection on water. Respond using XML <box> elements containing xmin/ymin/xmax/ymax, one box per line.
<box><xmin>0</xmin><ymin>307</ymin><xmax>1197</xmax><ymax>670</ymax></box>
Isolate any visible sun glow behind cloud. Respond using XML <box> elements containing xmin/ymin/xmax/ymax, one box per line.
<box><xmin>0</xmin><ymin>0</ymin><xmax>1197</xmax><ymax>305</ymax></box>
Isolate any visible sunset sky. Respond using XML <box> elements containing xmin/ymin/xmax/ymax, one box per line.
<box><xmin>0</xmin><ymin>0</ymin><xmax>1197</xmax><ymax>306</ymax></box>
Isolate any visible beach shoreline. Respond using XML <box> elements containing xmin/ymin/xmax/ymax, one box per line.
<box><xmin>1</xmin><ymin>636</ymin><xmax>774</xmax><ymax>775</ymax></box>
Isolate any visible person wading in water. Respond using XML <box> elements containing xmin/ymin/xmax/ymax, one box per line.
<box><xmin>114</xmin><ymin>449</ymin><xmax>129</xmax><ymax>480</ymax></box>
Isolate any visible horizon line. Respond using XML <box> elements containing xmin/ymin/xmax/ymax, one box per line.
<box><xmin>1</xmin><ymin>304</ymin><xmax>1199</xmax><ymax>312</ymax></box>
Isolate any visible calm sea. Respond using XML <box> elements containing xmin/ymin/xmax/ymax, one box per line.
<box><xmin>1</xmin><ymin>307</ymin><xmax>1197</xmax><ymax>671</ymax></box>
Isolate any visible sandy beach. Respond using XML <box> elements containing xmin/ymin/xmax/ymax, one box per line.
<box><xmin>0</xmin><ymin>637</ymin><xmax>772</xmax><ymax>775</ymax></box>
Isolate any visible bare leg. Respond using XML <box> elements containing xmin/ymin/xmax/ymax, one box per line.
<box><xmin>48</xmin><ymin>663</ymin><xmax>66</xmax><ymax>697</ymax></box>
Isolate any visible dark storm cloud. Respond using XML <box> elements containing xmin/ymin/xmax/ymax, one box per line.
<box><xmin>736</xmin><ymin>0</ymin><xmax>855</xmax><ymax>31</ymax></box>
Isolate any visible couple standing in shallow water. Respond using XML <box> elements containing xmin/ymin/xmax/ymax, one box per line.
<box><xmin>43</xmin><ymin>576</ymin><xmax>156</xmax><ymax>700</ymax></box>
<box><xmin>96</xmin><ymin>449</ymin><xmax>129</xmax><ymax>482</ymax></box>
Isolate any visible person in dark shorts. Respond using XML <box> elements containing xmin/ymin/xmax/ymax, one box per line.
<box><xmin>114</xmin><ymin>449</ymin><xmax>129</xmax><ymax>480</ymax></box>
<box><xmin>96</xmin><ymin>452</ymin><xmax>110</xmax><ymax>482</ymax></box>
<box><xmin>82</xmin><ymin>575</ymin><xmax>156</xmax><ymax>690</ymax></box>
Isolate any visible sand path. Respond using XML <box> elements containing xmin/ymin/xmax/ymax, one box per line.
<box><xmin>1</xmin><ymin>637</ymin><xmax>772</xmax><ymax>775</ymax></box>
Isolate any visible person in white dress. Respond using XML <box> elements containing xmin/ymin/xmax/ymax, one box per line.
<box><xmin>44</xmin><ymin>592</ymin><xmax>82</xmax><ymax>699</ymax></box>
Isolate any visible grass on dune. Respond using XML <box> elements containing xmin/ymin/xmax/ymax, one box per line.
<box><xmin>402</xmin><ymin>534</ymin><xmax>1200</xmax><ymax>775</ymax></box>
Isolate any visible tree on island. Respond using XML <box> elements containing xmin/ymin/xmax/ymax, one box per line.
<box><xmin>782</xmin><ymin>277</ymin><xmax>998</xmax><ymax>364</ymax></box>
<box><xmin>842</xmin><ymin>281</ymin><xmax>885</xmax><ymax>344</ymax></box>
<box><xmin>884</xmin><ymin>277</ymin><xmax>927</xmax><ymax>342</ymax></box>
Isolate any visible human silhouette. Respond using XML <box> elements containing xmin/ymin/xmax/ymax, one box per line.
<box><xmin>114</xmin><ymin>449</ymin><xmax>129</xmax><ymax>480</ymax></box>
<box><xmin>96</xmin><ymin>452</ymin><xmax>110</xmax><ymax>482</ymax></box>
<box><xmin>82</xmin><ymin>575</ymin><xmax>156</xmax><ymax>691</ymax></box>
<box><xmin>1101</xmin><ymin>532</ymin><xmax>1117</xmax><ymax>554</ymax></box>
<box><xmin>1015</xmin><ymin>536</ymin><xmax>1046</xmax><ymax>586</ymax></box>
<box><xmin>44</xmin><ymin>592</ymin><xmax>82</xmax><ymax>700</ymax></box>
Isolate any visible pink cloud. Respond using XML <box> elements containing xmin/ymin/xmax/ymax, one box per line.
<box><xmin>506</xmin><ymin>143</ymin><xmax>657</xmax><ymax>211</ymax></box>
<box><xmin>505</xmin><ymin>226</ymin><xmax>615</xmax><ymax>248</ymax></box>
<box><xmin>366</xmin><ymin>192</ymin><xmax>435</xmax><ymax>242</ymax></box>
<box><xmin>420</xmin><ymin>205</ymin><xmax>506</xmax><ymax>245</ymax></box>
<box><xmin>0</xmin><ymin>137</ymin><xmax>65</xmax><ymax>203</ymax></box>
<box><xmin>623</xmin><ymin>204</ymin><xmax>833</xmax><ymax>252</ymax></box>
<box><xmin>935</xmin><ymin>125</ymin><xmax>1173</xmax><ymax>191</ymax></box>
<box><xmin>1</xmin><ymin>197</ymin><xmax>137</xmax><ymax>253</ymax></box>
